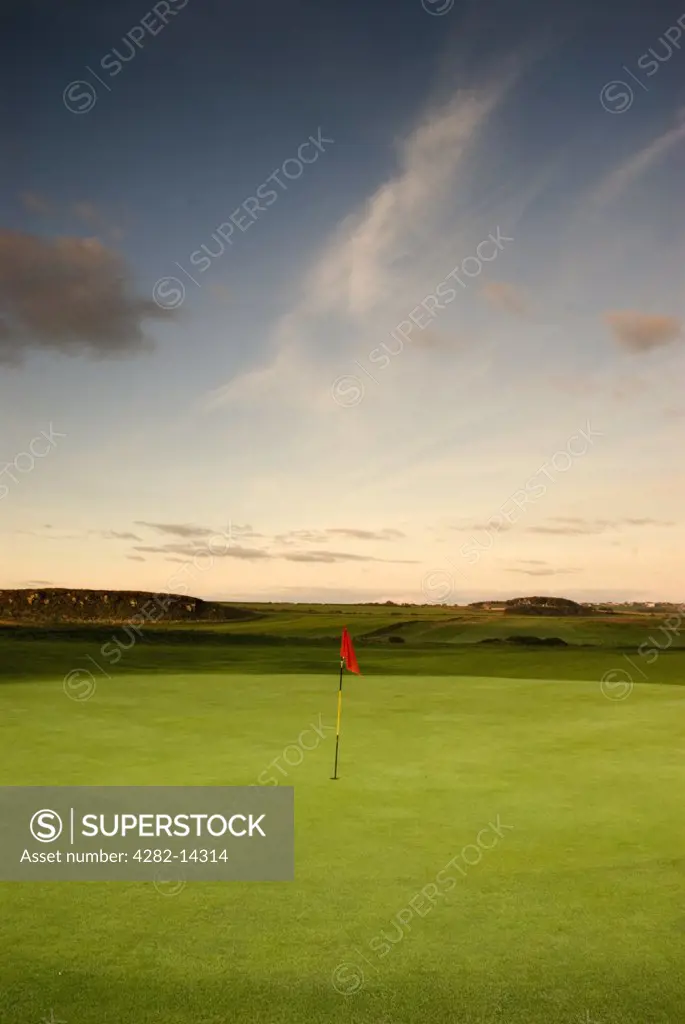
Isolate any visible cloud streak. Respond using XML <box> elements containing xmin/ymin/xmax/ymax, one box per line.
<box><xmin>505</xmin><ymin>567</ymin><xmax>581</xmax><ymax>576</ymax></box>
<box><xmin>281</xmin><ymin>549</ymin><xmax>417</xmax><ymax>564</ymax></box>
<box><xmin>275</xmin><ymin>527</ymin><xmax>405</xmax><ymax>544</ymax></box>
<box><xmin>135</xmin><ymin>521</ymin><xmax>217</xmax><ymax>539</ymax></box>
<box><xmin>132</xmin><ymin>541</ymin><xmax>416</xmax><ymax>565</ymax></box>
<box><xmin>525</xmin><ymin>517</ymin><xmax>675</xmax><ymax>536</ymax></box>
<box><xmin>590</xmin><ymin>115</ymin><xmax>685</xmax><ymax>208</ymax></box>
<box><xmin>134</xmin><ymin>543</ymin><xmax>270</xmax><ymax>561</ymax></box>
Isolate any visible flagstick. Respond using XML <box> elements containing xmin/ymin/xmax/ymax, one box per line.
<box><xmin>332</xmin><ymin>658</ymin><xmax>344</xmax><ymax>780</ymax></box>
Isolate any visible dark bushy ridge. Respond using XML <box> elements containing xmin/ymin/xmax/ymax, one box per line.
<box><xmin>478</xmin><ymin>635</ymin><xmax>569</xmax><ymax>646</ymax></box>
<box><xmin>0</xmin><ymin>588</ymin><xmax>258</xmax><ymax>624</ymax></box>
<box><xmin>503</xmin><ymin>596</ymin><xmax>588</xmax><ymax>616</ymax></box>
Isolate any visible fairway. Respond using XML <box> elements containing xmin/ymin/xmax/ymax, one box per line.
<box><xmin>2</xmin><ymin>669</ymin><xmax>684</xmax><ymax>1024</ymax></box>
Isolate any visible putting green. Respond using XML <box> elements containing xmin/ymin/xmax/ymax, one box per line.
<box><xmin>1</xmin><ymin>671</ymin><xmax>684</xmax><ymax>1023</ymax></box>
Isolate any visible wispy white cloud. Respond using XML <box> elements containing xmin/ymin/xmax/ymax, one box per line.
<box><xmin>302</xmin><ymin>91</ymin><xmax>505</xmax><ymax>322</ymax></box>
<box><xmin>205</xmin><ymin>75</ymin><xmax>518</xmax><ymax>411</ymax></box>
<box><xmin>589</xmin><ymin>113</ymin><xmax>685</xmax><ymax>208</ymax></box>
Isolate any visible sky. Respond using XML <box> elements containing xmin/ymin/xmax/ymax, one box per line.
<box><xmin>0</xmin><ymin>0</ymin><xmax>683</xmax><ymax>604</ymax></box>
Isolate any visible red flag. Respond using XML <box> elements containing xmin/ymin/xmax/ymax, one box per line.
<box><xmin>340</xmin><ymin>627</ymin><xmax>361</xmax><ymax>674</ymax></box>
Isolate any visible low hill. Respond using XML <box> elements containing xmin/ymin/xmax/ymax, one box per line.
<box><xmin>0</xmin><ymin>588</ymin><xmax>259</xmax><ymax>624</ymax></box>
<box><xmin>503</xmin><ymin>596</ymin><xmax>586</xmax><ymax>616</ymax></box>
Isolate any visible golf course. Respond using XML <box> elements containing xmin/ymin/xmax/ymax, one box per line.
<box><xmin>1</xmin><ymin>600</ymin><xmax>684</xmax><ymax>1024</ymax></box>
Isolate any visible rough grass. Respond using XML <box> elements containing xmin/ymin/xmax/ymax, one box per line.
<box><xmin>1</xmin><ymin>605</ymin><xmax>683</xmax><ymax>686</ymax></box>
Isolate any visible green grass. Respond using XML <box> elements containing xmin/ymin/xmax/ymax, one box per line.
<box><xmin>2</xmin><ymin>611</ymin><xmax>685</xmax><ymax>1022</ymax></box>
<box><xmin>1</xmin><ymin>608</ymin><xmax>683</xmax><ymax>685</ymax></box>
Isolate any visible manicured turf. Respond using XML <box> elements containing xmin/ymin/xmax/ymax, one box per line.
<box><xmin>1</xmin><ymin>667</ymin><xmax>684</xmax><ymax>1023</ymax></box>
